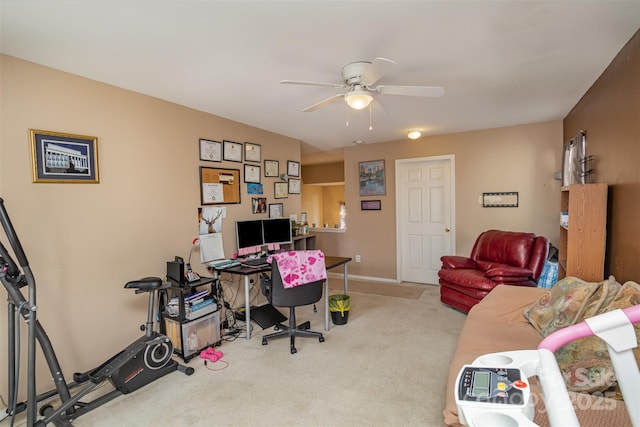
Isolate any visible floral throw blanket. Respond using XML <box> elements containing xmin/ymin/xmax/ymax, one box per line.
<box><xmin>267</xmin><ymin>250</ymin><xmax>327</xmax><ymax>288</ymax></box>
<box><xmin>524</xmin><ymin>275</ymin><xmax>640</xmax><ymax>398</ymax></box>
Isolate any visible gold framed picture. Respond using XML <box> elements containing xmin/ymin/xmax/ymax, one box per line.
<box><xmin>30</xmin><ymin>129</ymin><xmax>99</xmax><ymax>183</ymax></box>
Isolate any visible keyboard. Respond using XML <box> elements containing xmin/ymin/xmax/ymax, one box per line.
<box><xmin>208</xmin><ymin>259</ymin><xmax>240</xmax><ymax>269</ymax></box>
<box><xmin>240</xmin><ymin>257</ymin><xmax>270</xmax><ymax>268</ymax></box>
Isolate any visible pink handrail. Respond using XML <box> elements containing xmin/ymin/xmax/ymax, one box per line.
<box><xmin>538</xmin><ymin>304</ymin><xmax>640</xmax><ymax>352</ymax></box>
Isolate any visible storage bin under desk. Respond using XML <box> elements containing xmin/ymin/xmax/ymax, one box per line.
<box><xmin>163</xmin><ymin>310</ymin><xmax>220</xmax><ymax>361</ymax></box>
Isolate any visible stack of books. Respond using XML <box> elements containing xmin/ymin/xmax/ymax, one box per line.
<box><xmin>184</xmin><ymin>289</ymin><xmax>218</xmax><ymax>320</ymax></box>
<box><xmin>167</xmin><ymin>289</ymin><xmax>219</xmax><ymax>321</ymax></box>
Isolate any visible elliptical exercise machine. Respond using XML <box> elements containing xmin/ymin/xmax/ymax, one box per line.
<box><xmin>0</xmin><ymin>198</ymin><xmax>194</xmax><ymax>426</ymax></box>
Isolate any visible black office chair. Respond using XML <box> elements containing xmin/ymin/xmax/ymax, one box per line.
<box><xmin>260</xmin><ymin>261</ymin><xmax>325</xmax><ymax>354</ymax></box>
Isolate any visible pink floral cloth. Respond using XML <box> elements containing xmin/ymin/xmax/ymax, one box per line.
<box><xmin>267</xmin><ymin>250</ymin><xmax>327</xmax><ymax>288</ymax></box>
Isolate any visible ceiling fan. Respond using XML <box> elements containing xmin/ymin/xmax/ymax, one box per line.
<box><xmin>280</xmin><ymin>57</ymin><xmax>444</xmax><ymax>113</ymax></box>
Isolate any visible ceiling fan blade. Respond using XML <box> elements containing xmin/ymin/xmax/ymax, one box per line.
<box><xmin>280</xmin><ymin>79</ymin><xmax>346</xmax><ymax>89</ymax></box>
<box><xmin>376</xmin><ymin>85</ymin><xmax>445</xmax><ymax>97</ymax></box>
<box><xmin>362</xmin><ymin>58</ymin><xmax>396</xmax><ymax>86</ymax></box>
<box><xmin>302</xmin><ymin>93</ymin><xmax>344</xmax><ymax>112</ymax></box>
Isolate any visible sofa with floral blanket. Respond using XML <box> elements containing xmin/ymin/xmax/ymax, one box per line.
<box><xmin>444</xmin><ymin>277</ymin><xmax>638</xmax><ymax>426</ymax></box>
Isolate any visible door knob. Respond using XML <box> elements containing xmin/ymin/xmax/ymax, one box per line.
<box><xmin>445</xmin><ymin>227</ymin><xmax>451</xmax><ymax>232</ymax></box>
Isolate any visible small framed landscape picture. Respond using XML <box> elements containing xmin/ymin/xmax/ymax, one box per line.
<box><xmin>359</xmin><ymin>159</ymin><xmax>385</xmax><ymax>196</ymax></box>
<box><xmin>30</xmin><ymin>129</ymin><xmax>99</xmax><ymax>183</ymax></box>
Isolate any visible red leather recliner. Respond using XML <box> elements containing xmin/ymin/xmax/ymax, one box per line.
<box><xmin>439</xmin><ymin>230</ymin><xmax>549</xmax><ymax>314</ymax></box>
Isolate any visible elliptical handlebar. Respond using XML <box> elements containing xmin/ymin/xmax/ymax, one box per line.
<box><xmin>0</xmin><ymin>198</ymin><xmax>28</xmax><ymax>278</ymax></box>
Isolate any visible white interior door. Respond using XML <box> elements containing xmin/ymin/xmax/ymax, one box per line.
<box><xmin>396</xmin><ymin>156</ymin><xmax>455</xmax><ymax>284</ymax></box>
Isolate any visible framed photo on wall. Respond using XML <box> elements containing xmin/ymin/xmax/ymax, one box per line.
<box><xmin>482</xmin><ymin>192</ymin><xmax>519</xmax><ymax>208</ymax></box>
<box><xmin>30</xmin><ymin>129</ymin><xmax>99</xmax><ymax>183</ymax></box>
<box><xmin>361</xmin><ymin>200</ymin><xmax>381</xmax><ymax>210</ymax></box>
<box><xmin>252</xmin><ymin>197</ymin><xmax>267</xmax><ymax>214</ymax></box>
<box><xmin>359</xmin><ymin>159</ymin><xmax>385</xmax><ymax>196</ymax></box>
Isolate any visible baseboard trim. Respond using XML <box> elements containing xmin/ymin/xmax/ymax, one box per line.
<box><xmin>327</xmin><ymin>271</ymin><xmax>399</xmax><ymax>284</ymax></box>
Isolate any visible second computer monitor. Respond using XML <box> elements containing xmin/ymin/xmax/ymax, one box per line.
<box><xmin>262</xmin><ymin>218</ymin><xmax>292</xmax><ymax>246</ymax></box>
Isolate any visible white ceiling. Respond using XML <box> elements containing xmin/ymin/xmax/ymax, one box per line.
<box><xmin>2</xmin><ymin>1</ymin><xmax>639</xmax><ymax>164</ymax></box>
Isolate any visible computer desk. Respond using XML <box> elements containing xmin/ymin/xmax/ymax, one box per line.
<box><xmin>212</xmin><ymin>255</ymin><xmax>352</xmax><ymax>340</ymax></box>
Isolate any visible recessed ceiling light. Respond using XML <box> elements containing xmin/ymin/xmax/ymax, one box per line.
<box><xmin>407</xmin><ymin>131</ymin><xmax>422</xmax><ymax>140</ymax></box>
<box><xmin>353</xmin><ymin>140</ymin><xmax>365</xmax><ymax>145</ymax></box>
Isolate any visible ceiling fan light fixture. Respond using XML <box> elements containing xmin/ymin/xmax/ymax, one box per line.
<box><xmin>407</xmin><ymin>130</ymin><xmax>422</xmax><ymax>140</ymax></box>
<box><xmin>344</xmin><ymin>90</ymin><xmax>373</xmax><ymax>110</ymax></box>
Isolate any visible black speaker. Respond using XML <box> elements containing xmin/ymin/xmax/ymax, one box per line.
<box><xmin>166</xmin><ymin>260</ymin><xmax>184</xmax><ymax>284</ymax></box>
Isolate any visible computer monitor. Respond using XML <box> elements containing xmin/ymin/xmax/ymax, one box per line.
<box><xmin>262</xmin><ymin>218</ymin><xmax>292</xmax><ymax>246</ymax></box>
<box><xmin>235</xmin><ymin>220</ymin><xmax>264</xmax><ymax>251</ymax></box>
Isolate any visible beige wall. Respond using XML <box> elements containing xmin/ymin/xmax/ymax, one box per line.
<box><xmin>315</xmin><ymin>121</ymin><xmax>563</xmax><ymax>281</ymax></box>
<box><xmin>0</xmin><ymin>55</ymin><xmax>301</xmax><ymax>396</ymax></box>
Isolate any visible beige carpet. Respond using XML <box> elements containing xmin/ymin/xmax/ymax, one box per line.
<box><xmin>10</xmin><ymin>283</ymin><xmax>465</xmax><ymax>427</ymax></box>
<box><xmin>328</xmin><ymin>277</ymin><xmax>426</xmax><ymax>299</ymax></box>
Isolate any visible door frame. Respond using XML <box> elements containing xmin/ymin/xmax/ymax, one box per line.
<box><xmin>395</xmin><ymin>155</ymin><xmax>456</xmax><ymax>283</ymax></box>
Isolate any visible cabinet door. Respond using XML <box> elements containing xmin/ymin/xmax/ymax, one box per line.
<box><xmin>560</xmin><ymin>184</ymin><xmax>607</xmax><ymax>281</ymax></box>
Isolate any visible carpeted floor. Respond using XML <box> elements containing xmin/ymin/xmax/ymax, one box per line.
<box><xmin>328</xmin><ymin>277</ymin><xmax>425</xmax><ymax>299</ymax></box>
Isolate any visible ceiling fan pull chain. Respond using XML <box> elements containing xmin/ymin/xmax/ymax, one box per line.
<box><xmin>346</xmin><ymin>104</ymin><xmax>350</xmax><ymax>127</ymax></box>
<box><xmin>369</xmin><ymin>103</ymin><xmax>373</xmax><ymax>131</ymax></box>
